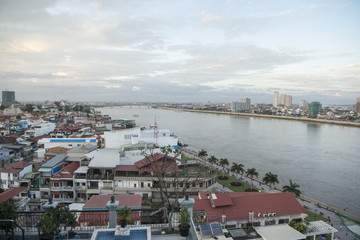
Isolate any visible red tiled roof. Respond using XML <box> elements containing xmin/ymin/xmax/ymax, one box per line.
<box><xmin>210</xmin><ymin>192</ymin><xmax>233</xmax><ymax>207</ymax></box>
<box><xmin>194</xmin><ymin>192</ymin><xmax>306</xmax><ymax>222</ymax></box>
<box><xmin>27</xmin><ymin>135</ymin><xmax>48</xmax><ymax>143</ymax></box>
<box><xmin>0</xmin><ymin>161</ymin><xmax>31</xmax><ymax>173</ymax></box>
<box><xmin>134</xmin><ymin>153</ymin><xmax>179</xmax><ymax>173</ymax></box>
<box><xmin>51</xmin><ymin>162</ymin><xmax>79</xmax><ymax>178</ymax></box>
<box><xmin>0</xmin><ymin>187</ymin><xmax>27</xmax><ymax>203</ymax></box>
<box><xmin>83</xmin><ymin>195</ymin><xmax>142</xmax><ymax>209</ymax></box>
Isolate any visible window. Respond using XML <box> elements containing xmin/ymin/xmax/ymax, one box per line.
<box><xmin>180</xmin><ymin>183</ymin><xmax>183</xmax><ymax>187</ymax></box>
<box><xmin>134</xmin><ymin>184</ymin><xmax>137</xmax><ymax>188</ymax></box>
<box><xmin>199</xmin><ymin>183</ymin><xmax>203</xmax><ymax>188</ymax></box>
<box><xmin>173</xmin><ymin>183</ymin><xmax>176</xmax><ymax>188</ymax></box>
<box><xmin>192</xmin><ymin>182</ymin><xmax>196</xmax><ymax>187</ymax></box>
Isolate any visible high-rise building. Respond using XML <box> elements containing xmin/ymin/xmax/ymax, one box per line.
<box><xmin>240</xmin><ymin>97</ymin><xmax>251</xmax><ymax>111</ymax></box>
<box><xmin>285</xmin><ymin>95</ymin><xmax>292</xmax><ymax>108</ymax></box>
<box><xmin>300</xmin><ymin>100</ymin><xmax>308</xmax><ymax>108</ymax></box>
<box><xmin>280</xmin><ymin>94</ymin><xmax>286</xmax><ymax>105</ymax></box>
<box><xmin>2</xmin><ymin>91</ymin><xmax>15</xmax><ymax>107</ymax></box>
<box><xmin>355</xmin><ymin>103</ymin><xmax>360</xmax><ymax>114</ymax></box>
<box><xmin>308</xmin><ymin>102</ymin><xmax>322</xmax><ymax>116</ymax></box>
<box><xmin>273</xmin><ymin>92</ymin><xmax>279</xmax><ymax>107</ymax></box>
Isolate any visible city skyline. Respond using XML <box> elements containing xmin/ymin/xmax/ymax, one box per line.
<box><xmin>0</xmin><ymin>0</ymin><xmax>359</xmax><ymax>104</ymax></box>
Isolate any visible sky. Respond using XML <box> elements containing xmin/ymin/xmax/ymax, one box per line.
<box><xmin>1</xmin><ymin>0</ymin><xmax>359</xmax><ymax>104</ymax></box>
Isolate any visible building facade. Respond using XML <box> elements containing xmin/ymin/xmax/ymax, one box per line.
<box><xmin>2</xmin><ymin>91</ymin><xmax>15</xmax><ymax>107</ymax></box>
<box><xmin>285</xmin><ymin>95</ymin><xmax>292</xmax><ymax>108</ymax></box>
<box><xmin>273</xmin><ymin>92</ymin><xmax>279</xmax><ymax>108</ymax></box>
<box><xmin>308</xmin><ymin>102</ymin><xmax>322</xmax><ymax>116</ymax></box>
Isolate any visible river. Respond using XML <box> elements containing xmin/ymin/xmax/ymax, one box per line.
<box><xmin>96</xmin><ymin>106</ymin><xmax>360</xmax><ymax>216</ymax></box>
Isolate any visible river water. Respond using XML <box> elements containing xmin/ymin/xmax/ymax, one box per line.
<box><xmin>97</xmin><ymin>106</ymin><xmax>360</xmax><ymax>216</ymax></box>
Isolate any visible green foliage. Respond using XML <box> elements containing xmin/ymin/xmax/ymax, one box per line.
<box><xmin>289</xmin><ymin>220</ymin><xmax>307</xmax><ymax>233</ymax></box>
<box><xmin>305</xmin><ymin>210</ymin><xmax>328</xmax><ymax>222</ymax></box>
<box><xmin>246</xmin><ymin>168</ymin><xmax>259</xmax><ymax>190</ymax></box>
<box><xmin>117</xmin><ymin>206</ymin><xmax>132</xmax><ymax>225</ymax></box>
<box><xmin>198</xmin><ymin>149</ymin><xmax>208</xmax><ymax>157</ymax></box>
<box><xmin>282</xmin><ymin>179</ymin><xmax>301</xmax><ymax>197</ymax></box>
<box><xmin>0</xmin><ymin>104</ymin><xmax>5</xmax><ymax>110</ymax></box>
<box><xmin>16</xmin><ymin>114</ymin><xmax>21</xmax><ymax>120</ymax></box>
<box><xmin>0</xmin><ymin>202</ymin><xmax>18</xmax><ymax>234</ymax></box>
<box><xmin>208</xmin><ymin>155</ymin><xmax>218</xmax><ymax>165</ymax></box>
<box><xmin>231</xmin><ymin>162</ymin><xmax>245</xmax><ymax>177</ymax></box>
<box><xmin>178</xmin><ymin>206</ymin><xmax>190</xmax><ymax>227</ymax></box>
<box><xmin>21</xmin><ymin>104</ymin><xmax>34</xmax><ymax>113</ymax></box>
<box><xmin>64</xmin><ymin>105</ymin><xmax>71</xmax><ymax>112</ymax></box>
<box><xmin>37</xmin><ymin>206</ymin><xmax>76</xmax><ymax>237</ymax></box>
<box><xmin>263</xmin><ymin>172</ymin><xmax>279</xmax><ymax>189</ymax></box>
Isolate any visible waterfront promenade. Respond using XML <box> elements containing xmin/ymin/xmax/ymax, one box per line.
<box><xmin>161</xmin><ymin>107</ymin><xmax>360</xmax><ymax>128</ymax></box>
<box><xmin>182</xmin><ymin>147</ymin><xmax>360</xmax><ymax>240</ymax></box>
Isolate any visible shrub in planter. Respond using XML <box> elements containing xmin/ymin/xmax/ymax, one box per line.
<box><xmin>230</xmin><ymin>181</ymin><xmax>242</xmax><ymax>186</ymax></box>
<box><xmin>218</xmin><ymin>176</ymin><xmax>229</xmax><ymax>180</ymax></box>
<box><xmin>178</xmin><ymin>206</ymin><xmax>191</xmax><ymax>237</ymax></box>
<box><xmin>117</xmin><ymin>206</ymin><xmax>132</xmax><ymax>228</ymax></box>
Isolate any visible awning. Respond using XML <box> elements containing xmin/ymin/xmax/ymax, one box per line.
<box><xmin>255</xmin><ymin>224</ymin><xmax>306</xmax><ymax>240</ymax></box>
<box><xmin>74</xmin><ymin>166</ymin><xmax>88</xmax><ymax>174</ymax></box>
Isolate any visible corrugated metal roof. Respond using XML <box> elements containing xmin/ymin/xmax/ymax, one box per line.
<box><xmin>41</xmin><ymin>154</ymin><xmax>67</xmax><ymax>168</ymax></box>
<box><xmin>88</xmin><ymin>149</ymin><xmax>119</xmax><ymax>169</ymax></box>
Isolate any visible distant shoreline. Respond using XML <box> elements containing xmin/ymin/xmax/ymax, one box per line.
<box><xmin>158</xmin><ymin>107</ymin><xmax>360</xmax><ymax>128</ymax></box>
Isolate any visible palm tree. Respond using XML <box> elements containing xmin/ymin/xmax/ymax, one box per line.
<box><xmin>246</xmin><ymin>168</ymin><xmax>259</xmax><ymax>190</ymax></box>
<box><xmin>208</xmin><ymin>155</ymin><xmax>218</xmax><ymax>166</ymax></box>
<box><xmin>198</xmin><ymin>149</ymin><xmax>208</xmax><ymax>159</ymax></box>
<box><xmin>283</xmin><ymin>180</ymin><xmax>301</xmax><ymax>197</ymax></box>
<box><xmin>219</xmin><ymin>158</ymin><xmax>229</xmax><ymax>177</ymax></box>
<box><xmin>231</xmin><ymin>162</ymin><xmax>244</xmax><ymax>180</ymax></box>
<box><xmin>263</xmin><ymin>172</ymin><xmax>279</xmax><ymax>191</ymax></box>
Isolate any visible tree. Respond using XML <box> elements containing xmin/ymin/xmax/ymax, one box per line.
<box><xmin>231</xmin><ymin>162</ymin><xmax>244</xmax><ymax>180</ymax></box>
<box><xmin>283</xmin><ymin>179</ymin><xmax>302</xmax><ymax>197</ymax></box>
<box><xmin>289</xmin><ymin>220</ymin><xmax>307</xmax><ymax>233</ymax></box>
<box><xmin>263</xmin><ymin>172</ymin><xmax>279</xmax><ymax>191</ymax></box>
<box><xmin>246</xmin><ymin>168</ymin><xmax>259</xmax><ymax>190</ymax></box>
<box><xmin>16</xmin><ymin>114</ymin><xmax>21</xmax><ymax>120</ymax></box>
<box><xmin>198</xmin><ymin>149</ymin><xmax>208</xmax><ymax>158</ymax></box>
<box><xmin>208</xmin><ymin>155</ymin><xmax>218</xmax><ymax>166</ymax></box>
<box><xmin>64</xmin><ymin>105</ymin><xmax>71</xmax><ymax>112</ymax></box>
<box><xmin>37</xmin><ymin>206</ymin><xmax>76</xmax><ymax>238</ymax></box>
<box><xmin>142</xmin><ymin>145</ymin><xmax>203</xmax><ymax>229</ymax></box>
<box><xmin>219</xmin><ymin>158</ymin><xmax>229</xmax><ymax>177</ymax></box>
<box><xmin>22</xmin><ymin>104</ymin><xmax>34</xmax><ymax>113</ymax></box>
<box><xmin>0</xmin><ymin>202</ymin><xmax>18</xmax><ymax>234</ymax></box>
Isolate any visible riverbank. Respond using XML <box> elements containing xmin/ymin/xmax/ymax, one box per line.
<box><xmin>182</xmin><ymin>147</ymin><xmax>360</xmax><ymax>221</ymax></box>
<box><xmin>158</xmin><ymin>107</ymin><xmax>360</xmax><ymax>128</ymax></box>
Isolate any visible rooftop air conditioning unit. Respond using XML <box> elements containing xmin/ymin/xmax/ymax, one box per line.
<box><xmin>257</xmin><ymin>213</ymin><xmax>261</xmax><ymax>218</ymax></box>
<box><xmin>263</xmin><ymin>214</ymin><xmax>267</xmax><ymax>217</ymax></box>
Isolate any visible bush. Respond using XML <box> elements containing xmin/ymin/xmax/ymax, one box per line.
<box><xmin>0</xmin><ymin>202</ymin><xmax>18</xmax><ymax>234</ymax></box>
<box><xmin>230</xmin><ymin>182</ymin><xmax>242</xmax><ymax>186</ymax></box>
<box><xmin>218</xmin><ymin>176</ymin><xmax>229</xmax><ymax>180</ymax></box>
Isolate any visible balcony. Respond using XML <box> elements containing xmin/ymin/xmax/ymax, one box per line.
<box><xmin>114</xmin><ymin>176</ymin><xmax>153</xmax><ymax>181</ymax></box>
<box><xmin>75</xmin><ymin>186</ymin><xmax>87</xmax><ymax>190</ymax></box>
<box><xmin>51</xmin><ymin>186</ymin><xmax>74</xmax><ymax>191</ymax></box>
<box><xmin>52</xmin><ymin>197</ymin><xmax>74</xmax><ymax>203</ymax></box>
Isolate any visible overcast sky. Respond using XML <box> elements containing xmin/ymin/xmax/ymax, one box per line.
<box><xmin>1</xmin><ymin>0</ymin><xmax>359</xmax><ymax>104</ymax></box>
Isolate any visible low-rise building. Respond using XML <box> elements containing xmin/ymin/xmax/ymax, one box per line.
<box><xmin>193</xmin><ymin>192</ymin><xmax>307</xmax><ymax>228</ymax></box>
<box><xmin>0</xmin><ymin>160</ymin><xmax>32</xmax><ymax>190</ymax></box>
